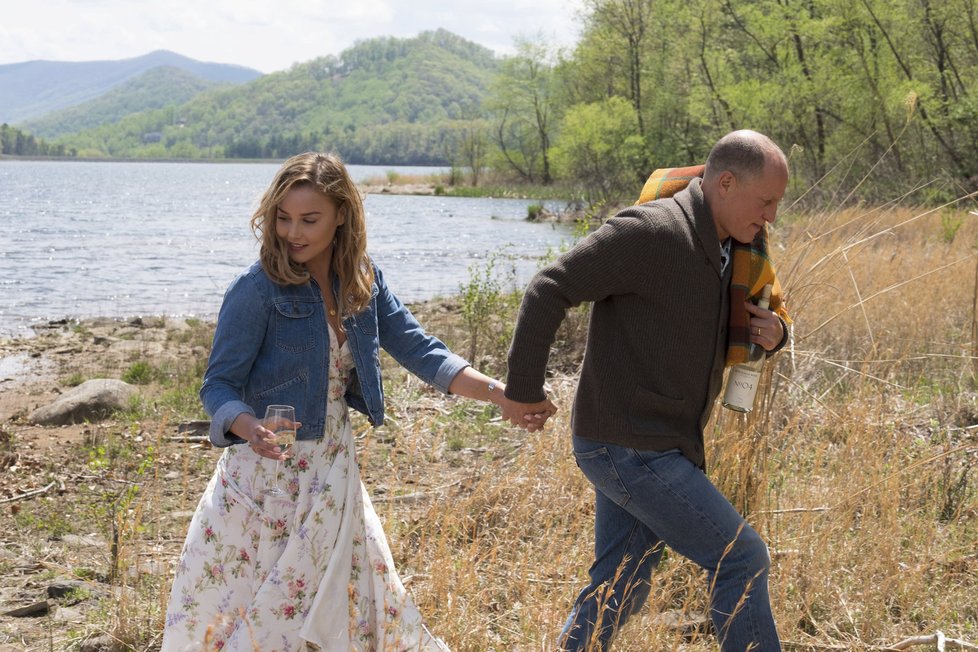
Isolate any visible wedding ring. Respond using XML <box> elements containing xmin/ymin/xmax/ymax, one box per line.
<box><xmin>755</xmin><ymin>327</ymin><xmax>761</xmax><ymax>336</ymax></box>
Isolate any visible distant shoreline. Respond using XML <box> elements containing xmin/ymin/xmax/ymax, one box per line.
<box><xmin>0</xmin><ymin>155</ymin><xmax>450</xmax><ymax>194</ymax></box>
<box><xmin>0</xmin><ymin>154</ymin><xmax>451</xmax><ymax>167</ymax></box>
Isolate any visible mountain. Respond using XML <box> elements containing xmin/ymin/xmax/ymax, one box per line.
<box><xmin>0</xmin><ymin>50</ymin><xmax>262</xmax><ymax>124</ymax></box>
<box><xmin>23</xmin><ymin>66</ymin><xmax>230</xmax><ymax>139</ymax></box>
<box><xmin>53</xmin><ymin>30</ymin><xmax>500</xmax><ymax>165</ymax></box>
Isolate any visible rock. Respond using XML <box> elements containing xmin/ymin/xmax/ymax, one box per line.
<box><xmin>652</xmin><ymin>609</ymin><xmax>711</xmax><ymax>637</ymax></box>
<box><xmin>80</xmin><ymin>634</ymin><xmax>116</xmax><ymax>652</ymax></box>
<box><xmin>47</xmin><ymin>579</ymin><xmax>89</xmax><ymax>599</ymax></box>
<box><xmin>108</xmin><ymin>339</ymin><xmax>165</xmax><ymax>356</ymax></box>
<box><xmin>35</xmin><ymin>319</ymin><xmax>69</xmax><ymax>330</ymax></box>
<box><xmin>61</xmin><ymin>534</ymin><xmax>107</xmax><ymax>549</ymax></box>
<box><xmin>125</xmin><ymin>559</ymin><xmax>167</xmax><ymax>579</ymax></box>
<box><xmin>166</xmin><ymin>317</ymin><xmax>192</xmax><ymax>331</ymax></box>
<box><xmin>2</xmin><ymin>557</ymin><xmax>40</xmax><ymax>574</ymax></box>
<box><xmin>52</xmin><ymin>606</ymin><xmax>85</xmax><ymax>622</ymax></box>
<box><xmin>2</xmin><ymin>600</ymin><xmax>50</xmax><ymax>617</ymax></box>
<box><xmin>111</xmin><ymin>586</ymin><xmax>137</xmax><ymax>603</ymax></box>
<box><xmin>28</xmin><ymin>379</ymin><xmax>137</xmax><ymax>425</ymax></box>
<box><xmin>177</xmin><ymin>420</ymin><xmax>210</xmax><ymax>437</ymax></box>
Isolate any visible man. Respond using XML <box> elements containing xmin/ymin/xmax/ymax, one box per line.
<box><xmin>502</xmin><ymin>130</ymin><xmax>789</xmax><ymax>651</ymax></box>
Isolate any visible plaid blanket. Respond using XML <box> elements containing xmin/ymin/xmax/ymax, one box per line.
<box><xmin>636</xmin><ymin>165</ymin><xmax>791</xmax><ymax>366</ymax></box>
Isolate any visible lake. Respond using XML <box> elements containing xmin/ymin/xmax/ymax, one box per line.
<box><xmin>0</xmin><ymin>160</ymin><xmax>575</xmax><ymax>337</ymax></box>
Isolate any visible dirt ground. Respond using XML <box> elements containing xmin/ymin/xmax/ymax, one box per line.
<box><xmin>0</xmin><ymin>318</ymin><xmax>203</xmax><ymax>650</ymax></box>
<box><xmin>0</xmin><ymin>313</ymin><xmax>494</xmax><ymax>651</ymax></box>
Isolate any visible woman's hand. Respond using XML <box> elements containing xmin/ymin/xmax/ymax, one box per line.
<box><xmin>446</xmin><ymin>367</ymin><xmax>557</xmax><ymax>432</ymax></box>
<box><xmin>230</xmin><ymin>413</ymin><xmax>301</xmax><ymax>460</ymax></box>
<box><xmin>497</xmin><ymin>395</ymin><xmax>557</xmax><ymax>432</ymax></box>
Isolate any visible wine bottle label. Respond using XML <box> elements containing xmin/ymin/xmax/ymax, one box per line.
<box><xmin>722</xmin><ymin>366</ymin><xmax>762</xmax><ymax>412</ymax></box>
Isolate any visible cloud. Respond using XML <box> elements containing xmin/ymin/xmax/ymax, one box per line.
<box><xmin>0</xmin><ymin>0</ymin><xmax>583</xmax><ymax>72</ymax></box>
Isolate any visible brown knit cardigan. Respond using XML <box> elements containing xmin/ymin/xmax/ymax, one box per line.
<box><xmin>505</xmin><ymin>179</ymin><xmax>732</xmax><ymax>467</ymax></box>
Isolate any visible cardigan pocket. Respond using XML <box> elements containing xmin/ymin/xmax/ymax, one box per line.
<box><xmin>628</xmin><ymin>385</ymin><xmax>686</xmax><ymax>436</ymax></box>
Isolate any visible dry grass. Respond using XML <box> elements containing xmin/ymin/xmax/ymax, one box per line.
<box><xmin>3</xmin><ymin>201</ymin><xmax>978</xmax><ymax>651</ymax></box>
<box><xmin>394</xmin><ymin>200</ymin><xmax>978</xmax><ymax>651</ymax></box>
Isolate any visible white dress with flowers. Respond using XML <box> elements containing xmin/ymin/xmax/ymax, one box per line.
<box><xmin>163</xmin><ymin>324</ymin><xmax>449</xmax><ymax>651</ymax></box>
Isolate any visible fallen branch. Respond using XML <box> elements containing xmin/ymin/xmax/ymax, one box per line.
<box><xmin>885</xmin><ymin>631</ymin><xmax>978</xmax><ymax>651</ymax></box>
<box><xmin>166</xmin><ymin>434</ymin><xmax>210</xmax><ymax>443</ymax></box>
<box><xmin>783</xmin><ymin>639</ymin><xmax>851</xmax><ymax>650</ymax></box>
<box><xmin>784</xmin><ymin>633</ymin><xmax>978</xmax><ymax>651</ymax></box>
<box><xmin>526</xmin><ymin>576</ymin><xmax>579</xmax><ymax>585</ymax></box>
<box><xmin>758</xmin><ymin>506</ymin><xmax>830</xmax><ymax>515</ymax></box>
<box><xmin>0</xmin><ymin>481</ymin><xmax>56</xmax><ymax>504</ymax></box>
<box><xmin>373</xmin><ymin>491</ymin><xmax>428</xmax><ymax>504</ymax></box>
<box><xmin>75</xmin><ymin>474</ymin><xmax>138</xmax><ymax>486</ymax></box>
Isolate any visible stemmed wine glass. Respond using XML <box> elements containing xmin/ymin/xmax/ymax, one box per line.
<box><xmin>263</xmin><ymin>405</ymin><xmax>296</xmax><ymax>495</ymax></box>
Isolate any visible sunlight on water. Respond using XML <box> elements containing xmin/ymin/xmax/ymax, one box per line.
<box><xmin>0</xmin><ymin>161</ymin><xmax>574</xmax><ymax>336</ymax></box>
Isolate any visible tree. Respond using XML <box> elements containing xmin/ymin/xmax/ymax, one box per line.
<box><xmin>487</xmin><ymin>38</ymin><xmax>560</xmax><ymax>184</ymax></box>
<box><xmin>562</xmin><ymin>0</ymin><xmax>700</xmax><ymax>168</ymax></box>
<box><xmin>582</xmin><ymin>0</ymin><xmax>656</xmax><ymax>141</ymax></box>
<box><xmin>551</xmin><ymin>96</ymin><xmax>647</xmax><ymax>208</ymax></box>
<box><xmin>453</xmin><ymin>119</ymin><xmax>491</xmax><ymax>186</ymax></box>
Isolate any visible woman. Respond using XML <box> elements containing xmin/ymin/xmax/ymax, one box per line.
<box><xmin>163</xmin><ymin>152</ymin><xmax>543</xmax><ymax>651</ymax></box>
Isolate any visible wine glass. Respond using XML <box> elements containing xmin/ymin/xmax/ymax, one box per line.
<box><xmin>263</xmin><ymin>404</ymin><xmax>296</xmax><ymax>495</ymax></box>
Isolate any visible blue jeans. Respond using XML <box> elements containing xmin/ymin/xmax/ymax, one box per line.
<box><xmin>560</xmin><ymin>436</ymin><xmax>781</xmax><ymax>652</ymax></box>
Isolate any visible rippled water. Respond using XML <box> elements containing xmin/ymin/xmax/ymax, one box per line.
<box><xmin>0</xmin><ymin>160</ymin><xmax>574</xmax><ymax>337</ymax></box>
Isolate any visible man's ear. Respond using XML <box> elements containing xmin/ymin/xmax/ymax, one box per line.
<box><xmin>717</xmin><ymin>171</ymin><xmax>736</xmax><ymax>197</ymax></box>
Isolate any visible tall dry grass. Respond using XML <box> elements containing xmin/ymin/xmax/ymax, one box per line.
<box><xmin>42</xmin><ymin>201</ymin><xmax>977</xmax><ymax>650</ymax></box>
<box><xmin>385</xmin><ymin>199</ymin><xmax>978</xmax><ymax>650</ymax></box>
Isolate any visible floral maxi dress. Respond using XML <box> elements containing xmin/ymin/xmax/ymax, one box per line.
<box><xmin>163</xmin><ymin>324</ymin><xmax>449</xmax><ymax>651</ymax></box>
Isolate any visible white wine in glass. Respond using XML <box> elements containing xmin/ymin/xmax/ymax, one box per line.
<box><xmin>263</xmin><ymin>404</ymin><xmax>296</xmax><ymax>495</ymax></box>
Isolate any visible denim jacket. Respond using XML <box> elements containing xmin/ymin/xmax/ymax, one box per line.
<box><xmin>201</xmin><ymin>260</ymin><xmax>470</xmax><ymax>447</ymax></box>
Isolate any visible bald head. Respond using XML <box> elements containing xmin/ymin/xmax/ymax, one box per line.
<box><xmin>704</xmin><ymin>130</ymin><xmax>787</xmax><ymax>183</ymax></box>
<box><xmin>702</xmin><ymin>130</ymin><xmax>789</xmax><ymax>243</ymax></box>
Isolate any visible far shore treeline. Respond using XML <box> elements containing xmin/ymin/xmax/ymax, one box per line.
<box><xmin>3</xmin><ymin>0</ymin><xmax>978</xmax><ymax>205</ymax></box>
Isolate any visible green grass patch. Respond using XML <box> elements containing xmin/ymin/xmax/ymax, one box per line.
<box><xmin>61</xmin><ymin>372</ymin><xmax>87</xmax><ymax>387</ymax></box>
<box><xmin>122</xmin><ymin>360</ymin><xmax>157</xmax><ymax>385</ymax></box>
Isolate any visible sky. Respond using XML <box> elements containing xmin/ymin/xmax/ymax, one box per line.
<box><xmin>0</xmin><ymin>0</ymin><xmax>586</xmax><ymax>73</ymax></box>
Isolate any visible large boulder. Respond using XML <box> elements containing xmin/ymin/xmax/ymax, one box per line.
<box><xmin>29</xmin><ymin>379</ymin><xmax>137</xmax><ymax>425</ymax></box>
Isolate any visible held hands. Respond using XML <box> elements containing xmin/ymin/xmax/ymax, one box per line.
<box><xmin>446</xmin><ymin>369</ymin><xmax>558</xmax><ymax>433</ymax></box>
<box><xmin>497</xmin><ymin>396</ymin><xmax>558</xmax><ymax>433</ymax></box>
<box><xmin>745</xmin><ymin>301</ymin><xmax>784</xmax><ymax>351</ymax></box>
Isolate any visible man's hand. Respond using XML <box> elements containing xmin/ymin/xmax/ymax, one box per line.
<box><xmin>499</xmin><ymin>397</ymin><xmax>558</xmax><ymax>432</ymax></box>
<box><xmin>745</xmin><ymin>301</ymin><xmax>784</xmax><ymax>351</ymax></box>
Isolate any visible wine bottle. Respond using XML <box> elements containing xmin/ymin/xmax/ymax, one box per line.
<box><xmin>722</xmin><ymin>284</ymin><xmax>774</xmax><ymax>413</ymax></box>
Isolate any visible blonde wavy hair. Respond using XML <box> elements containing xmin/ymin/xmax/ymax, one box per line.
<box><xmin>250</xmin><ymin>152</ymin><xmax>374</xmax><ymax>316</ymax></box>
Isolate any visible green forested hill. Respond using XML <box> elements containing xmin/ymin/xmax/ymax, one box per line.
<box><xmin>24</xmin><ymin>67</ymin><xmax>228</xmax><ymax>139</ymax></box>
<box><xmin>56</xmin><ymin>30</ymin><xmax>499</xmax><ymax>164</ymax></box>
